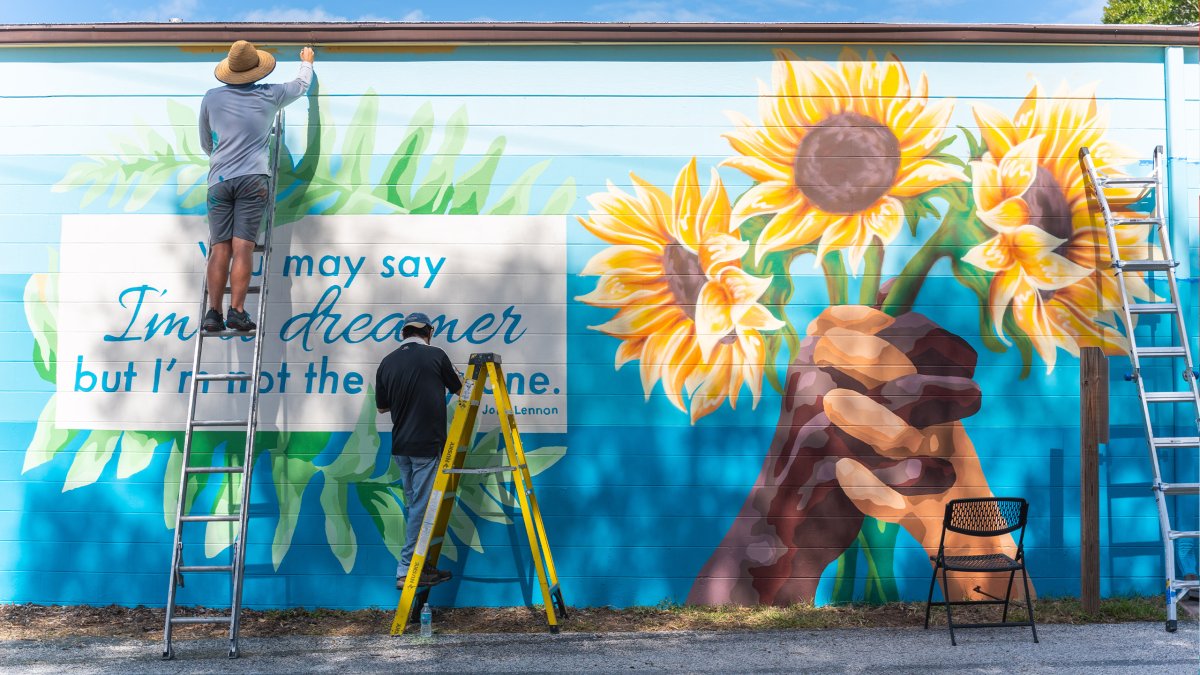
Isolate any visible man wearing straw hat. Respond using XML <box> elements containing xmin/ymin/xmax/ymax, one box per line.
<box><xmin>199</xmin><ymin>41</ymin><xmax>315</xmax><ymax>332</ymax></box>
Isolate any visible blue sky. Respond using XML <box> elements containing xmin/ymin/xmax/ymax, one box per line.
<box><xmin>2</xmin><ymin>0</ymin><xmax>1113</xmax><ymax>25</ymax></box>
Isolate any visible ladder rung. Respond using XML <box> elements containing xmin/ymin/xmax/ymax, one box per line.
<box><xmin>1136</xmin><ymin>347</ymin><xmax>1186</xmax><ymax>358</ymax></box>
<box><xmin>1111</xmin><ymin>218</ymin><xmax>1161</xmax><ymax>226</ymax></box>
<box><xmin>190</xmin><ymin>419</ymin><xmax>249</xmax><ymax>427</ymax></box>
<box><xmin>1154</xmin><ymin>437</ymin><xmax>1200</xmax><ymax>448</ymax></box>
<box><xmin>195</xmin><ymin>373</ymin><xmax>253</xmax><ymax>382</ymax></box>
<box><xmin>1116</xmin><ymin>260</ymin><xmax>1178</xmax><ymax>272</ymax></box>
<box><xmin>1169</xmin><ymin>531</ymin><xmax>1200</xmax><ymax>540</ymax></box>
<box><xmin>254</xmin><ymin>244</ymin><xmax>266</xmax><ymax>253</ymax></box>
<box><xmin>184</xmin><ymin>466</ymin><xmax>244</xmax><ymax>474</ymax></box>
<box><xmin>1101</xmin><ymin>176</ymin><xmax>1156</xmax><ymax>186</ymax></box>
<box><xmin>1158</xmin><ymin>483</ymin><xmax>1200</xmax><ymax>495</ymax></box>
<box><xmin>1174</xmin><ymin>579</ymin><xmax>1200</xmax><ymax>589</ymax></box>
<box><xmin>170</xmin><ymin>616</ymin><xmax>232</xmax><ymax>624</ymax></box>
<box><xmin>179</xmin><ymin>514</ymin><xmax>240</xmax><ymax>523</ymax></box>
<box><xmin>222</xmin><ymin>286</ymin><xmax>262</xmax><ymax>295</ymax></box>
<box><xmin>1129</xmin><ymin>303</ymin><xmax>1178</xmax><ymax>314</ymax></box>
<box><xmin>177</xmin><ymin>565</ymin><xmax>234</xmax><ymax>572</ymax></box>
<box><xmin>1144</xmin><ymin>392</ymin><xmax>1193</xmax><ymax>403</ymax></box>
<box><xmin>444</xmin><ymin>466</ymin><xmax>516</xmax><ymax>475</ymax></box>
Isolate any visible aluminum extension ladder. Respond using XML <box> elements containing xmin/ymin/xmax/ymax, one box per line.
<box><xmin>390</xmin><ymin>352</ymin><xmax>567</xmax><ymax>635</ymax></box>
<box><xmin>1080</xmin><ymin>145</ymin><xmax>1200</xmax><ymax>632</ymax></box>
<box><xmin>162</xmin><ymin>110</ymin><xmax>284</xmax><ymax>659</ymax></box>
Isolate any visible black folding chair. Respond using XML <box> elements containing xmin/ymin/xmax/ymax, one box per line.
<box><xmin>924</xmin><ymin>497</ymin><xmax>1038</xmax><ymax>645</ymax></box>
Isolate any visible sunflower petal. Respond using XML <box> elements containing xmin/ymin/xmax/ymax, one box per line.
<box><xmin>670</xmin><ymin>158</ymin><xmax>703</xmax><ymax>249</ymax></box>
<box><xmin>694</xmin><ymin>281</ymin><xmax>735</xmax><ymax>360</ymax></box>
<box><xmin>752</xmin><ymin>203</ymin><xmax>822</xmax><ymax>265</ymax></box>
<box><xmin>972</xmin><ymin>103</ymin><xmax>1018</xmax><ymax>158</ymax></box>
<box><xmin>892</xmin><ymin>158</ymin><xmax>967</xmax><ymax>198</ymax></box>
<box><xmin>731</xmin><ymin>183</ymin><xmax>802</xmax><ymax>229</ymax></box>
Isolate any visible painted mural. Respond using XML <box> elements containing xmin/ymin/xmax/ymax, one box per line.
<box><xmin>577</xmin><ymin>48</ymin><xmax>1187</xmax><ymax>605</ymax></box>
<box><xmin>1</xmin><ymin>41</ymin><xmax>1196</xmax><ymax>609</ymax></box>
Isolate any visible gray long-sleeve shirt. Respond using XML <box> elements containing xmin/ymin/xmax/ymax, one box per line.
<box><xmin>199</xmin><ymin>62</ymin><xmax>313</xmax><ymax>186</ymax></box>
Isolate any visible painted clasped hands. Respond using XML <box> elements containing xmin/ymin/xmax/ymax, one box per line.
<box><xmin>809</xmin><ymin>305</ymin><xmax>1032</xmax><ymax>602</ymax></box>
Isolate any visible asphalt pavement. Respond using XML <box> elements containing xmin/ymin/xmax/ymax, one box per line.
<box><xmin>1</xmin><ymin>622</ymin><xmax>1197</xmax><ymax>673</ymax></box>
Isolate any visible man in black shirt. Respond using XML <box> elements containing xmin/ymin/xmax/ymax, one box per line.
<box><xmin>376</xmin><ymin>311</ymin><xmax>462</xmax><ymax>589</ymax></box>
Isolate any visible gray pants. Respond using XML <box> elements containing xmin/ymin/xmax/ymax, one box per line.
<box><xmin>394</xmin><ymin>454</ymin><xmax>439</xmax><ymax>578</ymax></box>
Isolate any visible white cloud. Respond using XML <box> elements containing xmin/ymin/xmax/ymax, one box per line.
<box><xmin>590</xmin><ymin>1</ymin><xmax>724</xmax><ymax>22</ymax></box>
<box><xmin>112</xmin><ymin>0</ymin><xmax>200</xmax><ymax>22</ymax></box>
<box><xmin>240</xmin><ymin>6</ymin><xmax>349</xmax><ymax>22</ymax></box>
<box><xmin>1064</xmin><ymin>0</ymin><xmax>1106</xmax><ymax>23</ymax></box>
<box><xmin>238</xmin><ymin>7</ymin><xmax>426</xmax><ymax>22</ymax></box>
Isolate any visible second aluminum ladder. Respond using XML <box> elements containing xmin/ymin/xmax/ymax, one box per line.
<box><xmin>1079</xmin><ymin>144</ymin><xmax>1200</xmax><ymax>632</ymax></box>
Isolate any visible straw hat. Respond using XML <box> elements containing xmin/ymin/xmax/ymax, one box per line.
<box><xmin>214</xmin><ymin>40</ymin><xmax>276</xmax><ymax>85</ymax></box>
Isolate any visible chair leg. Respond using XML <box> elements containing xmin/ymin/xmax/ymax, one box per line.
<box><xmin>924</xmin><ymin>563</ymin><xmax>939</xmax><ymax>630</ymax></box>
<box><xmin>1001</xmin><ymin>569</ymin><xmax>1016</xmax><ymax>623</ymax></box>
<box><xmin>942</xmin><ymin>566</ymin><xmax>957</xmax><ymax>646</ymax></box>
<box><xmin>1020</xmin><ymin>566</ymin><xmax>1038</xmax><ymax>643</ymax></box>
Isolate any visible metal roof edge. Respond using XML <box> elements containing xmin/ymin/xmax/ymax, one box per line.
<box><xmin>0</xmin><ymin>21</ymin><xmax>1195</xmax><ymax>47</ymax></box>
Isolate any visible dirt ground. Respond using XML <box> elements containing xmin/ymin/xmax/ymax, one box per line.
<box><xmin>0</xmin><ymin>597</ymin><xmax>1184</xmax><ymax>641</ymax></box>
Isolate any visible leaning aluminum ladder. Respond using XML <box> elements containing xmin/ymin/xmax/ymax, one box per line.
<box><xmin>162</xmin><ymin>109</ymin><xmax>284</xmax><ymax>659</ymax></box>
<box><xmin>1079</xmin><ymin>145</ymin><xmax>1200</xmax><ymax>632</ymax></box>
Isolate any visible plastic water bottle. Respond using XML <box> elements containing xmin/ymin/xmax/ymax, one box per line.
<box><xmin>420</xmin><ymin>603</ymin><xmax>432</xmax><ymax>638</ymax></box>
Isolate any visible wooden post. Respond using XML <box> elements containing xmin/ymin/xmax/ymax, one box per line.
<box><xmin>1080</xmin><ymin>347</ymin><xmax>1108</xmax><ymax>613</ymax></box>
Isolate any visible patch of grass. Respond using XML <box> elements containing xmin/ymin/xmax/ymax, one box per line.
<box><xmin>0</xmin><ymin>596</ymin><xmax>1186</xmax><ymax>641</ymax></box>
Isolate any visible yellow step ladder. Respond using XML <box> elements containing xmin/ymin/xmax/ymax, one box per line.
<box><xmin>390</xmin><ymin>352</ymin><xmax>567</xmax><ymax>635</ymax></box>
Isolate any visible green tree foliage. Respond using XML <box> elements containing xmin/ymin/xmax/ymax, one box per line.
<box><xmin>1103</xmin><ymin>0</ymin><xmax>1198</xmax><ymax>24</ymax></box>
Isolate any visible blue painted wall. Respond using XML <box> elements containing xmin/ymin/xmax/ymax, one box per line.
<box><xmin>0</xmin><ymin>40</ymin><xmax>1196</xmax><ymax>610</ymax></box>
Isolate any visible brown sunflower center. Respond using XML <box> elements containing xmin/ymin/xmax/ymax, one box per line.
<box><xmin>793</xmin><ymin>112</ymin><xmax>901</xmax><ymax>214</ymax></box>
<box><xmin>662</xmin><ymin>244</ymin><xmax>704</xmax><ymax>319</ymax></box>
<box><xmin>1027</xmin><ymin>167</ymin><xmax>1075</xmax><ymax>301</ymax></box>
<box><xmin>1025</xmin><ymin>166</ymin><xmax>1073</xmax><ymax>245</ymax></box>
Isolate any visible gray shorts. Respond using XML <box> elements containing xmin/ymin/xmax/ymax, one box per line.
<box><xmin>207</xmin><ymin>174</ymin><xmax>269</xmax><ymax>245</ymax></box>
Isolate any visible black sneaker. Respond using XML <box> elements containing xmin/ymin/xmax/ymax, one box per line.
<box><xmin>225</xmin><ymin>307</ymin><xmax>256</xmax><ymax>332</ymax></box>
<box><xmin>202</xmin><ymin>308</ymin><xmax>225</xmax><ymax>332</ymax></box>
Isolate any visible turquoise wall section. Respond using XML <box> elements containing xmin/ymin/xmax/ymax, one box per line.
<box><xmin>0</xmin><ymin>41</ymin><xmax>1196</xmax><ymax>609</ymax></box>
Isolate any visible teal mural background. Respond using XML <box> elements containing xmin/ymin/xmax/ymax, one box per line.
<box><xmin>0</xmin><ymin>41</ymin><xmax>1197</xmax><ymax>609</ymax></box>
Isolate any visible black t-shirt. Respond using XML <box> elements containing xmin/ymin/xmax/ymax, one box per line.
<box><xmin>375</xmin><ymin>340</ymin><xmax>462</xmax><ymax>457</ymax></box>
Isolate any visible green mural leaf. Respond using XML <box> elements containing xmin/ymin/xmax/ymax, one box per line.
<box><xmin>487</xmin><ymin>160</ymin><xmax>550</xmax><ymax>215</ymax></box>
<box><xmin>411</xmin><ymin>106</ymin><xmax>470</xmax><ymax>214</ymax></box>
<box><xmin>162</xmin><ymin>433</ymin><xmax>220</xmax><ymax>528</ymax></box>
<box><xmin>448</xmin><ymin>506</ymin><xmax>483</xmax><ymax>555</ymax></box>
<box><xmin>63</xmin><ymin>429</ymin><xmax>122</xmax><ymax>492</ymax></box>
<box><xmin>270</xmin><ymin>452</ymin><xmax>320</xmax><ymax>569</ymax></box>
<box><xmin>525</xmin><ymin>445</ymin><xmax>566</xmax><ymax>476</ymax></box>
<box><xmin>162</xmin><ymin>438</ymin><xmax>183</xmax><ymax>529</ymax></box>
<box><xmin>23</xmin><ymin>268</ymin><xmax>58</xmax><ymax>383</ymax></box>
<box><xmin>23</xmin><ymin>395</ymin><xmax>79</xmax><ymax>473</ymax></box>
<box><xmin>376</xmin><ymin>101</ymin><xmax>435</xmax><ymax>209</ymax></box>
<box><xmin>205</xmin><ymin>466</ymin><xmax>243</xmax><ymax>558</ymax></box>
<box><xmin>321</xmin><ymin>390</ymin><xmax>383</xmax><ymax>481</ymax></box>
<box><xmin>319</xmin><ymin>473</ymin><xmax>357</xmax><ymax>573</ymax></box>
<box><xmin>440</xmin><ymin>532</ymin><xmax>460</xmax><ymax>563</ymax></box>
<box><xmin>958</xmin><ymin>125</ymin><xmax>985</xmax><ymax>162</ymax></box>
<box><xmin>116</xmin><ymin>430</ymin><xmax>160</xmax><ymax>479</ymax></box>
<box><xmin>540</xmin><ymin>178</ymin><xmax>577</xmax><ymax>217</ymax></box>
<box><xmin>449</xmin><ymin>136</ymin><xmax>505</xmax><ymax>215</ymax></box>
<box><xmin>357</xmin><ymin>483</ymin><xmax>406</xmax><ymax>562</ymax></box>
<box><xmin>166</xmin><ymin>99</ymin><xmax>201</xmax><ymax>158</ymax></box>
<box><xmin>858</xmin><ymin>518</ymin><xmax>900</xmax><ymax>604</ymax></box>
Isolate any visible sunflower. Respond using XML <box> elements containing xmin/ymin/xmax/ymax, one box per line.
<box><xmin>963</xmin><ymin>82</ymin><xmax>1157</xmax><ymax>370</ymax></box>
<box><xmin>724</xmin><ymin>48</ymin><xmax>967</xmax><ymax>270</ymax></box>
<box><xmin>577</xmin><ymin>159</ymin><xmax>785</xmax><ymax>422</ymax></box>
